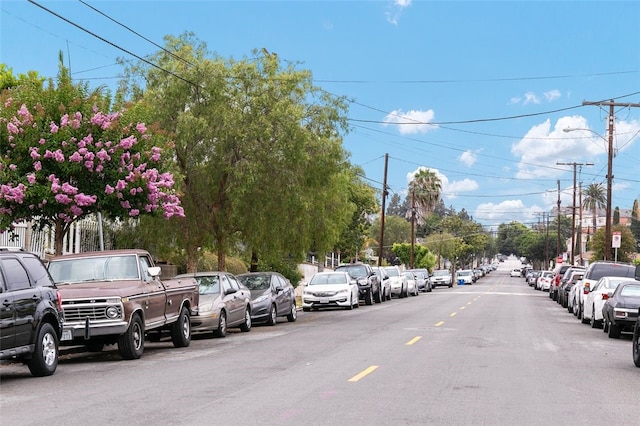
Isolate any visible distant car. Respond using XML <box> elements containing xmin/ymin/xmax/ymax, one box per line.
<box><xmin>0</xmin><ymin>251</ymin><xmax>64</xmax><ymax>376</ymax></box>
<box><xmin>175</xmin><ymin>272</ymin><xmax>252</xmax><ymax>338</ymax></box>
<box><xmin>582</xmin><ymin>276</ymin><xmax>629</xmax><ymax>328</ymax></box>
<box><xmin>527</xmin><ymin>270</ymin><xmax>541</xmax><ymax>287</ymax></box>
<box><xmin>384</xmin><ymin>266</ymin><xmax>409</xmax><ymax>297</ymax></box>
<box><xmin>236</xmin><ymin>272</ymin><xmax>297</xmax><ymax>325</ymax></box>
<box><xmin>510</xmin><ymin>268</ymin><xmax>521</xmax><ymax>278</ymax></box>
<box><xmin>402</xmin><ymin>271</ymin><xmax>419</xmax><ymax>296</ymax></box>
<box><xmin>372</xmin><ymin>266</ymin><xmax>392</xmax><ymax>301</ymax></box>
<box><xmin>456</xmin><ymin>269</ymin><xmax>474</xmax><ymax>285</ymax></box>
<box><xmin>431</xmin><ymin>269</ymin><xmax>453</xmax><ymax>288</ymax></box>
<box><xmin>408</xmin><ymin>268</ymin><xmax>432</xmax><ymax>292</ymax></box>
<box><xmin>302</xmin><ymin>271</ymin><xmax>359</xmax><ymax>311</ymax></box>
<box><xmin>537</xmin><ymin>271</ymin><xmax>554</xmax><ymax>291</ymax></box>
<box><xmin>558</xmin><ymin>267</ymin><xmax>585</xmax><ymax>308</ymax></box>
<box><xmin>334</xmin><ymin>263</ymin><xmax>382</xmax><ymax>305</ymax></box>
<box><xmin>602</xmin><ymin>281</ymin><xmax>640</xmax><ymax>338</ymax></box>
<box><xmin>550</xmin><ymin>264</ymin><xmax>571</xmax><ymax>301</ymax></box>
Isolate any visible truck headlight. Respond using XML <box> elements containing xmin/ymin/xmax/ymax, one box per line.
<box><xmin>105</xmin><ymin>306</ymin><xmax>120</xmax><ymax>319</ymax></box>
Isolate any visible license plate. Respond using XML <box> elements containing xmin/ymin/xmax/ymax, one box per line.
<box><xmin>61</xmin><ymin>329</ymin><xmax>73</xmax><ymax>341</ymax></box>
<box><xmin>319</xmin><ymin>298</ymin><xmax>329</xmax><ymax>304</ymax></box>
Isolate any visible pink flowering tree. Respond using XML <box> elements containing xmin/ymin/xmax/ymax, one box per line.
<box><xmin>0</xmin><ymin>68</ymin><xmax>183</xmax><ymax>255</ymax></box>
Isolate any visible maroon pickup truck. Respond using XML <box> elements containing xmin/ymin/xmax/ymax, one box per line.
<box><xmin>47</xmin><ymin>249</ymin><xmax>198</xmax><ymax>360</ymax></box>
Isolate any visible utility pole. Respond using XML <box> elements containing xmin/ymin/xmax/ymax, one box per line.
<box><xmin>377</xmin><ymin>154</ymin><xmax>389</xmax><ymax>267</ymax></box>
<box><xmin>410</xmin><ymin>189</ymin><xmax>415</xmax><ymax>269</ymax></box>
<box><xmin>557</xmin><ymin>161</ymin><xmax>593</xmax><ymax>265</ymax></box>
<box><xmin>557</xmin><ymin>180</ymin><xmax>561</xmax><ymax>263</ymax></box>
<box><xmin>582</xmin><ymin>100</ymin><xmax>640</xmax><ymax>260</ymax></box>
<box><xmin>579</xmin><ymin>181</ymin><xmax>583</xmax><ymax>265</ymax></box>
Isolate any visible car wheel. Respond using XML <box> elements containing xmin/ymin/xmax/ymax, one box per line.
<box><xmin>365</xmin><ymin>290</ymin><xmax>373</xmax><ymax>305</ymax></box>
<box><xmin>633</xmin><ymin>325</ymin><xmax>640</xmax><ymax>368</ymax></box>
<box><xmin>118</xmin><ymin>314</ymin><xmax>144</xmax><ymax>360</ymax></box>
<box><xmin>266</xmin><ymin>304</ymin><xmax>277</xmax><ymax>326</ymax></box>
<box><xmin>603</xmin><ymin>318</ymin><xmax>609</xmax><ymax>333</ymax></box>
<box><xmin>286</xmin><ymin>304</ymin><xmax>297</xmax><ymax>322</ymax></box>
<box><xmin>590</xmin><ymin>306</ymin><xmax>601</xmax><ymax>329</ymax></box>
<box><xmin>577</xmin><ymin>303</ymin><xmax>583</xmax><ymax>319</ymax></box>
<box><xmin>348</xmin><ymin>295</ymin><xmax>354</xmax><ymax>310</ymax></box>
<box><xmin>239</xmin><ymin>307</ymin><xmax>252</xmax><ymax>332</ymax></box>
<box><xmin>608</xmin><ymin>322</ymin><xmax>621</xmax><ymax>339</ymax></box>
<box><xmin>213</xmin><ymin>311</ymin><xmax>227</xmax><ymax>337</ymax></box>
<box><xmin>427</xmin><ymin>284</ymin><xmax>432</xmax><ymax>293</ymax></box>
<box><xmin>374</xmin><ymin>289</ymin><xmax>382</xmax><ymax>303</ymax></box>
<box><xmin>170</xmin><ymin>305</ymin><xmax>191</xmax><ymax>348</ymax></box>
<box><xmin>27</xmin><ymin>322</ymin><xmax>58</xmax><ymax>377</ymax></box>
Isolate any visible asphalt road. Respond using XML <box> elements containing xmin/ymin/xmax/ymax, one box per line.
<box><xmin>1</xmin><ymin>260</ymin><xmax>638</xmax><ymax>426</ymax></box>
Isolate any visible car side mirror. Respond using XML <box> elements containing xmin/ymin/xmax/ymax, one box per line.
<box><xmin>225</xmin><ymin>287</ymin><xmax>237</xmax><ymax>295</ymax></box>
<box><xmin>148</xmin><ymin>266</ymin><xmax>161</xmax><ymax>278</ymax></box>
<box><xmin>636</xmin><ymin>264</ymin><xmax>640</xmax><ymax>281</ymax></box>
<box><xmin>275</xmin><ymin>286</ymin><xmax>283</xmax><ymax>293</ymax></box>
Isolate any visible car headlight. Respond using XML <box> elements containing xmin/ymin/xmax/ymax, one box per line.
<box><xmin>105</xmin><ymin>306</ymin><xmax>120</xmax><ymax>319</ymax></box>
<box><xmin>253</xmin><ymin>295</ymin><xmax>269</xmax><ymax>304</ymax></box>
<box><xmin>336</xmin><ymin>289</ymin><xmax>348</xmax><ymax>294</ymax></box>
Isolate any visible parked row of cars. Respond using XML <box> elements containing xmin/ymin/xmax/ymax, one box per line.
<box><xmin>521</xmin><ymin>260</ymin><xmax>640</xmax><ymax>368</ymax></box>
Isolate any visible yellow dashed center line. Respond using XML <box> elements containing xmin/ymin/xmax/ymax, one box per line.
<box><xmin>460</xmin><ymin>306</ymin><xmax>466</xmax><ymax>310</ymax></box>
<box><xmin>348</xmin><ymin>365</ymin><xmax>379</xmax><ymax>382</ymax></box>
<box><xmin>435</xmin><ymin>321</ymin><xmax>445</xmax><ymax>327</ymax></box>
<box><xmin>450</xmin><ymin>312</ymin><xmax>457</xmax><ymax>317</ymax></box>
<box><xmin>406</xmin><ymin>336</ymin><xmax>422</xmax><ymax>345</ymax></box>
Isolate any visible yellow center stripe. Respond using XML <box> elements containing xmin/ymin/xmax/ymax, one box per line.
<box><xmin>450</xmin><ymin>312</ymin><xmax>457</xmax><ymax>317</ymax></box>
<box><xmin>406</xmin><ymin>336</ymin><xmax>422</xmax><ymax>345</ymax></box>
<box><xmin>435</xmin><ymin>321</ymin><xmax>445</xmax><ymax>327</ymax></box>
<box><xmin>348</xmin><ymin>365</ymin><xmax>379</xmax><ymax>382</ymax></box>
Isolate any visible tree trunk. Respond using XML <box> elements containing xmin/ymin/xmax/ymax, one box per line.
<box><xmin>217</xmin><ymin>245</ymin><xmax>226</xmax><ymax>271</ymax></box>
<box><xmin>250</xmin><ymin>251</ymin><xmax>259</xmax><ymax>272</ymax></box>
<box><xmin>54</xmin><ymin>219</ymin><xmax>65</xmax><ymax>256</ymax></box>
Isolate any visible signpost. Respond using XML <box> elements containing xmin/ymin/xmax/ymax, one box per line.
<box><xmin>612</xmin><ymin>231</ymin><xmax>621</xmax><ymax>262</ymax></box>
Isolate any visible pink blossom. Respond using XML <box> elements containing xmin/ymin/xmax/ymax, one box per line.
<box><xmin>26</xmin><ymin>173</ymin><xmax>36</xmax><ymax>184</ymax></box>
<box><xmin>119</xmin><ymin>136</ymin><xmax>137</xmax><ymax>150</ymax></box>
<box><xmin>115</xmin><ymin>180</ymin><xmax>126</xmax><ymax>191</ymax></box>
<box><xmin>61</xmin><ymin>114</ymin><xmax>69</xmax><ymax>127</ymax></box>
<box><xmin>150</xmin><ymin>147</ymin><xmax>161</xmax><ymax>161</ymax></box>
<box><xmin>39</xmin><ymin>138</ymin><xmax>46</xmax><ymax>145</ymax></box>
<box><xmin>9</xmin><ymin>164</ymin><xmax>17</xmax><ymax>171</ymax></box>
<box><xmin>53</xmin><ymin>149</ymin><xmax>65</xmax><ymax>162</ymax></box>
<box><xmin>95</xmin><ymin>164</ymin><xmax>103</xmax><ymax>173</ymax></box>
<box><xmin>120</xmin><ymin>200</ymin><xmax>131</xmax><ymax>209</ymax></box>
<box><xmin>30</xmin><ymin>147</ymin><xmax>40</xmax><ymax>159</ymax></box>
<box><xmin>70</xmin><ymin>205</ymin><xmax>83</xmax><ymax>216</ymax></box>
<box><xmin>105</xmin><ymin>185</ymin><xmax>114</xmax><ymax>194</ymax></box>
<box><xmin>54</xmin><ymin>194</ymin><xmax>71</xmax><ymax>204</ymax></box>
<box><xmin>61</xmin><ymin>182</ymin><xmax>78</xmax><ymax>195</ymax></box>
<box><xmin>96</xmin><ymin>149</ymin><xmax>110</xmax><ymax>162</ymax></box>
<box><xmin>33</xmin><ymin>161</ymin><xmax>42</xmax><ymax>171</ymax></box>
<box><xmin>7</xmin><ymin>122</ymin><xmax>19</xmax><ymax>134</ymax></box>
<box><xmin>50</xmin><ymin>122</ymin><xmax>59</xmax><ymax>133</ymax></box>
<box><xmin>84</xmin><ymin>161</ymin><xmax>94</xmax><ymax>170</ymax></box>
<box><xmin>74</xmin><ymin>193</ymin><xmax>96</xmax><ymax>206</ymax></box>
<box><xmin>129</xmin><ymin>209</ymin><xmax>140</xmax><ymax>217</ymax></box>
<box><xmin>69</xmin><ymin>152</ymin><xmax>83</xmax><ymax>162</ymax></box>
<box><xmin>136</xmin><ymin>123</ymin><xmax>147</xmax><ymax>133</ymax></box>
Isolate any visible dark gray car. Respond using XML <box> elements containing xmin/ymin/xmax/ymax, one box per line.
<box><xmin>237</xmin><ymin>272</ymin><xmax>297</xmax><ymax>325</ymax></box>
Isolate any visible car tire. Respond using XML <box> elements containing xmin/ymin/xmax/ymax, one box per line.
<box><xmin>590</xmin><ymin>306</ymin><xmax>601</xmax><ymax>329</ymax></box>
<box><xmin>608</xmin><ymin>323</ymin><xmax>621</xmax><ymax>339</ymax></box>
<box><xmin>170</xmin><ymin>306</ymin><xmax>191</xmax><ymax>348</ymax></box>
<box><xmin>374</xmin><ymin>289</ymin><xmax>382</xmax><ymax>303</ymax></box>
<box><xmin>633</xmin><ymin>325</ymin><xmax>640</xmax><ymax>368</ymax></box>
<box><xmin>239</xmin><ymin>307</ymin><xmax>252</xmax><ymax>332</ymax></box>
<box><xmin>266</xmin><ymin>304</ymin><xmax>277</xmax><ymax>326</ymax></box>
<box><xmin>603</xmin><ymin>318</ymin><xmax>609</xmax><ymax>333</ymax></box>
<box><xmin>365</xmin><ymin>290</ymin><xmax>373</xmax><ymax>305</ymax></box>
<box><xmin>118</xmin><ymin>314</ymin><xmax>144</xmax><ymax>360</ymax></box>
<box><xmin>286</xmin><ymin>304</ymin><xmax>297</xmax><ymax>322</ymax></box>
<box><xmin>27</xmin><ymin>322</ymin><xmax>59</xmax><ymax>377</ymax></box>
<box><xmin>213</xmin><ymin>311</ymin><xmax>227</xmax><ymax>337</ymax></box>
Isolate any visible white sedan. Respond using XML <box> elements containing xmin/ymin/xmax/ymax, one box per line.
<box><xmin>510</xmin><ymin>268</ymin><xmax>521</xmax><ymax>277</ymax></box>
<box><xmin>582</xmin><ymin>276</ymin><xmax>629</xmax><ymax>328</ymax></box>
<box><xmin>302</xmin><ymin>272</ymin><xmax>359</xmax><ymax>311</ymax></box>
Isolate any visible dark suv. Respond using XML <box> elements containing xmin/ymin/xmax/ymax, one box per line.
<box><xmin>0</xmin><ymin>251</ymin><xmax>64</xmax><ymax>376</ymax></box>
<box><xmin>335</xmin><ymin>263</ymin><xmax>381</xmax><ymax>305</ymax></box>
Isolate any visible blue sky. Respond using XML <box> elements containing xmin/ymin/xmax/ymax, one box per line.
<box><xmin>2</xmin><ymin>0</ymin><xmax>640</xmax><ymax>230</ymax></box>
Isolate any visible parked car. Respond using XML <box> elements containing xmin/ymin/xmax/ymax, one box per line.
<box><xmin>48</xmin><ymin>250</ymin><xmax>198</xmax><ymax>359</ymax></box>
<box><xmin>302</xmin><ymin>271</ymin><xmax>359</xmax><ymax>311</ymax></box>
<box><xmin>558</xmin><ymin>267</ymin><xmax>585</xmax><ymax>308</ymax></box>
<box><xmin>431</xmin><ymin>269</ymin><xmax>453</xmax><ymax>288</ymax></box>
<box><xmin>402</xmin><ymin>271</ymin><xmax>419</xmax><ymax>296</ymax></box>
<box><xmin>384</xmin><ymin>266</ymin><xmax>409</xmax><ymax>297</ymax></box>
<box><xmin>582</xmin><ymin>276</ymin><xmax>630</xmax><ymax>328</ymax></box>
<box><xmin>408</xmin><ymin>268</ymin><xmax>431</xmax><ymax>292</ymax></box>
<box><xmin>456</xmin><ymin>269</ymin><xmax>474</xmax><ymax>285</ymax></box>
<box><xmin>0</xmin><ymin>251</ymin><xmax>64</xmax><ymax>376</ymax></box>
<box><xmin>550</xmin><ymin>264</ymin><xmax>571</xmax><ymax>301</ymax></box>
<box><xmin>174</xmin><ymin>271</ymin><xmax>251</xmax><ymax>338</ymax></box>
<box><xmin>236</xmin><ymin>272</ymin><xmax>297</xmax><ymax>325</ymax></box>
<box><xmin>536</xmin><ymin>271</ymin><xmax>554</xmax><ymax>291</ymax></box>
<box><xmin>527</xmin><ymin>270</ymin><xmax>541</xmax><ymax>287</ymax></box>
<box><xmin>602</xmin><ymin>280</ymin><xmax>640</xmax><ymax>338</ymax></box>
<box><xmin>572</xmin><ymin>261</ymin><xmax>636</xmax><ymax>320</ymax></box>
<box><xmin>335</xmin><ymin>263</ymin><xmax>381</xmax><ymax>305</ymax></box>
<box><xmin>372</xmin><ymin>266</ymin><xmax>392</xmax><ymax>301</ymax></box>
<box><xmin>510</xmin><ymin>268</ymin><xmax>521</xmax><ymax>278</ymax></box>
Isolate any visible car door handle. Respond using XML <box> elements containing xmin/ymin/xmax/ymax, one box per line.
<box><xmin>2</xmin><ymin>299</ymin><xmax>11</xmax><ymax>307</ymax></box>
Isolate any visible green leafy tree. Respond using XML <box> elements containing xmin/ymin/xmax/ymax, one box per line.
<box><xmin>630</xmin><ymin>199</ymin><xmax>640</xmax><ymax>247</ymax></box>
<box><xmin>422</xmin><ymin>231</ymin><xmax>459</xmax><ymax>270</ymax></box>
<box><xmin>0</xmin><ymin>61</ymin><xmax>182</xmax><ymax>255</ymax></box>
<box><xmin>613</xmin><ymin>206</ymin><xmax>620</xmax><ymax>225</ymax></box>
<box><xmin>386</xmin><ymin>193</ymin><xmax>406</xmax><ymax>217</ymax></box>
<box><xmin>407</xmin><ymin>168</ymin><xmax>442</xmax><ymax>226</ymax></box>
<box><xmin>390</xmin><ymin>243</ymin><xmax>436</xmax><ymax>269</ymax></box>
<box><xmin>369</xmin><ymin>214</ymin><xmax>411</xmax><ymax>260</ymax></box>
<box><xmin>123</xmin><ymin>34</ymin><xmax>352</xmax><ymax>271</ymax></box>
<box><xmin>589</xmin><ymin>224</ymin><xmax>635</xmax><ymax>262</ymax></box>
<box><xmin>496</xmin><ymin>221</ymin><xmax>529</xmax><ymax>257</ymax></box>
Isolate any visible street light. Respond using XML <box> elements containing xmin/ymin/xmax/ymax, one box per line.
<box><xmin>563</xmin><ymin>126</ymin><xmax>614</xmax><ymax>260</ymax></box>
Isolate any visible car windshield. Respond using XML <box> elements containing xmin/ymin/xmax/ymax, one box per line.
<box><xmin>433</xmin><ymin>270</ymin><xmax>450</xmax><ymax>277</ymax></box>
<box><xmin>310</xmin><ymin>273</ymin><xmax>348</xmax><ymax>285</ymax></box>
<box><xmin>337</xmin><ymin>265</ymin><xmax>367</xmax><ymax>278</ymax></box>
<box><xmin>238</xmin><ymin>274</ymin><xmax>270</xmax><ymax>290</ymax></box>
<box><xmin>589</xmin><ymin>264</ymin><xmax>635</xmax><ymax>281</ymax></box>
<box><xmin>402</xmin><ymin>272</ymin><xmax>414</xmax><ymax>279</ymax></box>
<box><xmin>384</xmin><ymin>267</ymin><xmax>399</xmax><ymax>277</ymax></box>
<box><xmin>458</xmin><ymin>271</ymin><xmax>472</xmax><ymax>276</ymax></box>
<box><xmin>48</xmin><ymin>255</ymin><xmax>139</xmax><ymax>283</ymax></box>
<box><xmin>619</xmin><ymin>284</ymin><xmax>640</xmax><ymax>297</ymax></box>
<box><xmin>195</xmin><ymin>275</ymin><xmax>220</xmax><ymax>295</ymax></box>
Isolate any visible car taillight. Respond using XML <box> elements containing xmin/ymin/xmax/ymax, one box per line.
<box><xmin>602</xmin><ymin>294</ymin><xmax>609</xmax><ymax>300</ymax></box>
<box><xmin>56</xmin><ymin>290</ymin><xmax>63</xmax><ymax>311</ymax></box>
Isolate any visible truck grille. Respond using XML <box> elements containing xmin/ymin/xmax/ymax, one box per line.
<box><xmin>62</xmin><ymin>301</ymin><xmax>123</xmax><ymax>322</ymax></box>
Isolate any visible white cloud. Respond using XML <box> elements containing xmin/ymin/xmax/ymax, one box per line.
<box><xmin>511</xmin><ymin>89</ymin><xmax>562</xmax><ymax>105</ymax></box>
<box><xmin>386</xmin><ymin>0</ymin><xmax>412</xmax><ymax>25</ymax></box>
<box><xmin>459</xmin><ymin>150</ymin><xmax>478</xmax><ymax>167</ymax></box>
<box><xmin>511</xmin><ymin>115</ymin><xmax>608</xmax><ymax>179</ymax></box>
<box><xmin>406</xmin><ymin>167</ymin><xmax>478</xmax><ymax>200</ymax></box>
<box><xmin>523</xmin><ymin>92</ymin><xmax>540</xmax><ymax>105</ymax></box>
<box><xmin>544</xmin><ymin>89</ymin><xmax>561</xmax><ymax>102</ymax></box>
<box><xmin>383</xmin><ymin>109</ymin><xmax>437</xmax><ymax>134</ymax></box>
<box><xmin>613</xmin><ymin>119</ymin><xmax>640</xmax><ymax>153</ymax></box>
<box><xmin>473</xmin><ymin>200</ymin><xmax>544</xmax><ymax>226</ymax></box>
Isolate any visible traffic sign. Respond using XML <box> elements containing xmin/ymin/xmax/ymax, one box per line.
<box><xmin>612</xmin><ymin>232</ymin><xmax>622</xmax><ymax>248</ymax></box>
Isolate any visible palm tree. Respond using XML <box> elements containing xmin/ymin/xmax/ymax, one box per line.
<box><xmin>582</xmin><ymin>183</ymin><xmax>606</xmax><ymax>236</ymax></box>
<box><xmin>408</xmin><ymin>168</ymin><xmax>442</xmax><ymax>226</ymax></box>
